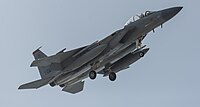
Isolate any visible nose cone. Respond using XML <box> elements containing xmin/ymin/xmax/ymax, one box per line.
<box><xmin>143</xmin><ymin>48</ymin><xmax>150</xmax><ymax>54</ymax></box>
<box><xmin>161</xmin><ymin>7</ymin><xmax>183</xmax><ymax>21</ymax></box>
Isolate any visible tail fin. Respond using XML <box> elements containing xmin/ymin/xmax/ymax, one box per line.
<box><xmin>32</xmin><ymin>47</ymin><xmax>51</xmax><ymax>79</ymax></box>
<box><xmin>32</xmin><ymin>47</ymin><xmax>47</xmax><ymax>60</ymax></box>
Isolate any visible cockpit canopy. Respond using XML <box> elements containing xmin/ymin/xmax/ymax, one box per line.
<box><xmin>124</xmin><ymin>11</ymin><xmax>155</xmax><ymax>26</ymax></box>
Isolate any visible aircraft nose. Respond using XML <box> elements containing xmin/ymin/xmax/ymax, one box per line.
<box><xmin>161</xmin><ymin>7</ymin><xmax>183</xmax><ymax>21</ymax></box>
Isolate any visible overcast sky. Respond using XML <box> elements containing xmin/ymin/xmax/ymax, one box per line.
<box><xmin>0</xmin><ymin>0</ymin><xmax>199</xmax><ymax>107</ymax></box>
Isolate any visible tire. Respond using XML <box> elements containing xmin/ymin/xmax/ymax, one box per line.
<box><xmin>89</xmin><ymin>70</ymin><xmax>97</xmax><ymax>80</ymax></box>
<box><xmin>49</xmin><ymin>82</ymin><xmax>56</xmax><ymax>87</ymax></box>
<box><xmin>109</xmin><ymin>72</ymin><xmax>116</xmax><ymax>81</ymax></box>
<box><xmin>59</xmin><ymin>84</ymin><xmax>65</xmax><ymax>87</ymax></box>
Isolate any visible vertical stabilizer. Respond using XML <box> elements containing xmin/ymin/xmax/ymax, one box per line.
<box><xmin>32</xmin><ymin>47</ymin><xmax>51</xmax><ymax>78</ymax></box>
<box><xmin>32</xmin><ymin>47</ymin><xmax>47</xmax><ymax>60</ymax></box>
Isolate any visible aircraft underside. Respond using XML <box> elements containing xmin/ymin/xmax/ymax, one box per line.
<box><xmin>18</xmin><ymin>6</ymin><xmax>183</xmax><ymax>94</ymax></box>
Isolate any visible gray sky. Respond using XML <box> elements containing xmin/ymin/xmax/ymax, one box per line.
<box><xmin>0</xmin><ymin>0</ymin><xmax>199</xmax><ymax>107</ymax></box>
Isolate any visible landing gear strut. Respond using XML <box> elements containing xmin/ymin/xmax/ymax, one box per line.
<box><xmin>89</xmin><ymin>70</ymin><xmax>97</xmax><ymax>80</ymax></box>
<box><xmin>136</xmin><ymin>39</ymin><xmax>142</xmax><ymax>49</ymax></box>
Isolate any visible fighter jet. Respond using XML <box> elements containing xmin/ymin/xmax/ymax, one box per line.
<box><xmin>19</xmin><ymin>7</ymin><xmax>182</xmax><ymax>94</ymax></box>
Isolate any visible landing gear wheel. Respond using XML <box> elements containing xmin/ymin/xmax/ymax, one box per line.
<box><xmin>109</xmin><ymin>72</ymin><xmax>116</xmax><ymax>81</ymax></box>
<box><xmin>89</xmin><ymin>70</ymin><xmax>97</xmax><ymax>80</ymax></box>
<box><xmin>59</xmin><ymin>84</ymin><xmax>65</xmax><ymax>88</ymax></box>
<box><xmin>49</xmin><ymin>82</ymin><xmax>56</xmax><ymax>87</ymax></box>
<box><xmin>139</xmin><ymin>51</ymin><xmax>144</xmax><ymax>57</ymax></box>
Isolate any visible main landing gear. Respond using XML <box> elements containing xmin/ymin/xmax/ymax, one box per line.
<box><xmin>49</xmin><ymin>82</ymin><xmax>56</xmax><ymax>87</ymax></box>
<box><xmin>89</xmin><ymin>70</ymin><xmax>117</xmax><ymax>81</ymax></box>
<box><xmin>109</xmin><ymin>72</ymin><xmax>116</xmax><ymax>81</ymax></box>
<box><xmin>89</xmin><ymin>70</ymin><xmax>97</xmax><ymax>80</ymax></box>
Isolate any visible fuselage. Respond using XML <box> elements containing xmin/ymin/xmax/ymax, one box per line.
<box><xmin>51</xmin><ymin>7</ymin><xmax>182</xmax><ymax>87</ymax></box>
<box><xmin>18</xmin><ymin>7</ymin><xmax>182</xmax><ymax>94</ymax></box>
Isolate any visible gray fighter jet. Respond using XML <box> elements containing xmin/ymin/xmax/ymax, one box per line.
<box><xmin>19</xmin><ymin>7</ymin><xmax>182</xmax><ymax>94</ymax></box>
